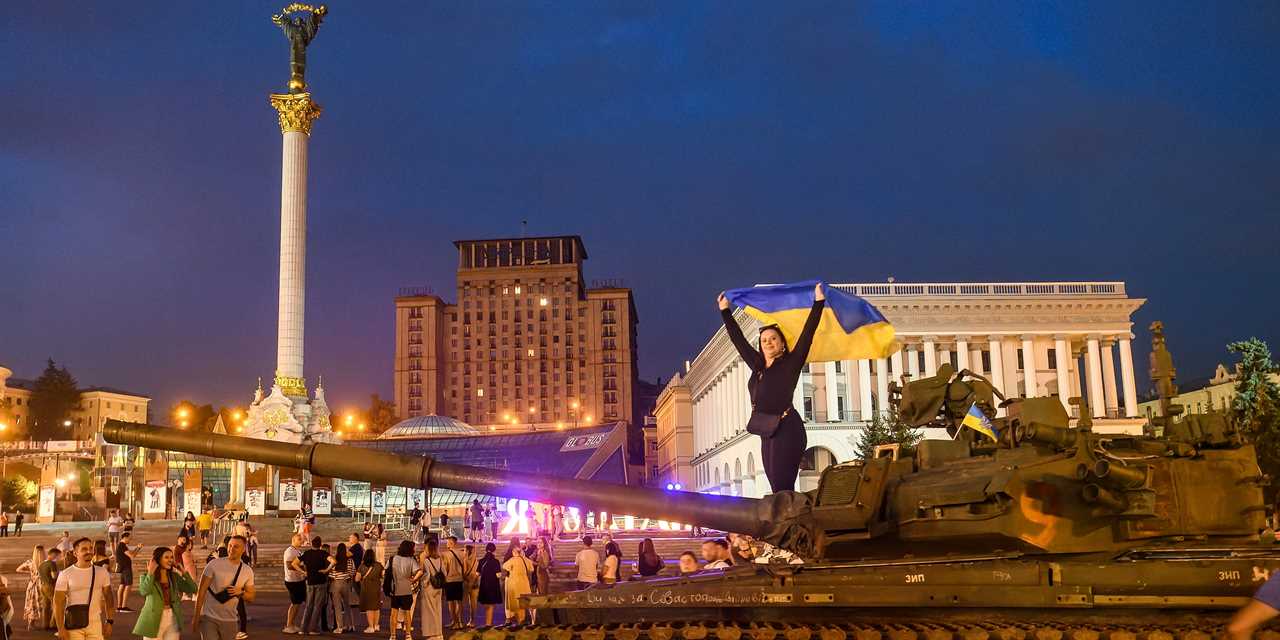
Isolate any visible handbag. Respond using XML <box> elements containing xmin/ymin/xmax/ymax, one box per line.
<box><xmin>63</xmin><ymin>565</ymin><xmax>96</xmax><ymax>630</ymax></box>
<box><xmin>745</xmin><ymin>370</ymin><xmax>791</xmax><ymax>438</ymax></box>
<box><xmin>427</xmin><ymin>558</ymin><xmax>446</xmax><ymax>589</ymax></box>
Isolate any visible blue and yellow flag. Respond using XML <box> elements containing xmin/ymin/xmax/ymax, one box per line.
<box><xmin>960</xmin><ymin>402</ymin><xmax>998</xmax><ymax>441</ymax></box>
<box><xmin>723</xmin><ymin>280</ymin><xmax>896</xmax><ymax>362</ymax></box>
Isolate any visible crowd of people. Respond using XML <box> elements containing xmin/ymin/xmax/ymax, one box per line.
<box><xmin>3</xmin><ymin>504</ymin><xmax>878</xmax><ymax>640</ymax></box>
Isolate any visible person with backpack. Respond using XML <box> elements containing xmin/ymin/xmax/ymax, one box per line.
<box><xmin>416</xmin><ymin>540</ymin><xmax>444</xmax><ymax>640</ymax></box>
<box><xmin>385</xmin><ymin>540</ymin><xmax>420</xmax><ymax>640</ymax></box>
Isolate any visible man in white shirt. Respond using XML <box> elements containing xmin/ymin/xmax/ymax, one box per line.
<box><xmin>700</xmin><ymin>539</ymin><xmax>733</xmax><ymax>570</ymax></box>
<box><xmin>574</xmin><ymin>536</ymin><xmax>601</xmax><ymax>590</ymax></box>
<box><xmin>440</xmin><ymin>536</ymin><xmax>467</xmax><ymax>628</ymax></box>
<box><xmin>53</xmin><ymin>537</ymin><xmax>114</xmax><ymax>640</ymax></box>
<box><xmin>194</xmin><ymin>535</ymin><xmax>255</xmax><ymax>640</ymax></box>
<box><xmin>281</xmin><ymin>533</ymin><xmax>306</xmax><ymax>634</ymax></box>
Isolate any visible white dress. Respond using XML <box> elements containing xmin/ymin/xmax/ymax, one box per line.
<box><xmin>418</xmin><ymin>556</ymin><xmax>444</xmax><ymax>640</ymax></box>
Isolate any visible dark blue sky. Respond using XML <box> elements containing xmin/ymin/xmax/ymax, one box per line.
<box><xmin>3</xmin><ymin>2</ymin><xmax>1278</xmax><ymax>417</ymax></box>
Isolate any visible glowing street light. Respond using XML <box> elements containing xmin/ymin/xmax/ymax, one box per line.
<box><xmin>177</xmin><ymin>408</ymin><xmax>189</xmax><ymax>419</ymax></box>
<box><xmin>357</xmin><ymin>423</ymin><xmax>366</xmax><ymax>432</ymax></box>
<box><xmin>232</xmin><ymin>410</ymin><xmax>243</xmax><ymax>421</ymax></box>
<box><xmin>585</xmin><ymin>414</ymin><xmax>593</xmax><ymax>424</ymax></box>
<box><xmin>54</xmin><ymin>478</ymin><xmax>65</xmax><ymax>488</ymax></box>
<box><xmin>63</xmin><ymin>419</ymin><xmax>72</xmax><ymax>428</ymax></box>
<box><xmin>0</xmin><ymin>422</ymin><xmax>7</xmax><ymax>432</ymax></box>
<box><xmin>179</xmin><ymin>420</ymin><xmax>188</xmax><ymax>428</ymax></box>
<box><xmin>345</xmin><ymin>414</ymin><xmax>354</xmax><ymax>426</ymax></box>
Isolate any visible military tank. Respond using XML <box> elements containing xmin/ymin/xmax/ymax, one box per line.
<box><xmin>103</xmin><ymin>325</ymin><xmax>1280</xmax><ymax>638</ymax></box>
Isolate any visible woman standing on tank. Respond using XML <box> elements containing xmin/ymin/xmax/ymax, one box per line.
<box><xmin>718</xmin><ymin>283</ymin><xmax>825</xmax><ymax>493</ymax></box>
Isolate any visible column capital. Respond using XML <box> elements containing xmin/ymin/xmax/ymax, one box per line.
<box><xmin>1020</xmin><ymin>334</ymin><xmax>1037</xmax><ymax>342</ymax></box>
<box><xmin>986</xmin><ymin>334</ymin><xmax>1005</xmax><ymax>343</ymax></box>
<box><xmin>954</xmin><ymin>335</ymin><xmax>971</xmax><ymax>342</ymax></box>
<box><xmin>1119</xmin><ymin>333</ymin><xmax>1135</xmax><ymax>341</ymax></box>
<box><xmin>1101</xmin><ymin>337</ymin><xmax>1118</xmax><ymax>347</ymax></box>
<box><xmin>1053</xmin><ymin>333</ymin><xmax>1072</xmax><ymax>342</ymax></box>
<box><xmin>922</xmin><ymin>335</ymin><xmax>938</xmax><ymax>343</ymax></box>
<box><xmin>270</xmin><ymin>92</ymin><xmax>322</xmax><ymax>135</ymax></box>
<box><xmin>1086</xmin><ymin>333</ymin><xmax>1104</xmax><ymax>342</ymax></box>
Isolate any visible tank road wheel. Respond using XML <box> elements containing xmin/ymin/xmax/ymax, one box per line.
<box><xmin>783</xmin><ymin>624</ymin><xmax>812</xmax><ymax>640</ymax></box>
<box><xmin>716</xmin><ymin>623</ymin><xmax>744</xmax><ymax>640</ymax></box>
<box><xmin>1063</xmin><ymin>629</ymin><xmax>1098</xmax><ymax>640</ymax></box>
<box><xmin>649</xmin><ymin>624</ymin><xmax>676</xmax><ymax>640</ymax></box>
<box><xmin>746</xmin><ymin>622</ymin><xmax>778</xmax><ymax>640</ymax></box>
<box><xmin>453</xmin><ymin>631</ymin><xmax>479</xmax><ymax>640</ymax></box>
<box><xmin>578</xmin><ymin>625</ymin><xmax>606</xmax><ymax>640</ymax></box>
<box><xmin>546</xmin><ymin>627</ymin><xmax>573</xmax><ymax>640</ymax></box>
<box><xmin>1031</xmin><ymin>627</ymin><xmax>1063</xmax><ymax>640</ymax></box>
<box><xmin>816</xmin><ymin>625</ymin><xmax>845</xmax><ymax>640</ymax></box>
<box><xmin>514</xmin><ymin>627</ymin><xmax>541</xmax><ymax>640</ymax></box>
<box><xmin>613</xmin><ymin>625</ymin><xmax>640</xmax><ymax>640</ymax></box>
<box><xmin>482</xmin><ymin>628</ymin><xmax>507</xmax><ymax>640</ymax></box>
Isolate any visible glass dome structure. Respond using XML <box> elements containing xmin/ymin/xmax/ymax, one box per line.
<box><xmin>377</xmin><ymin>415</ymin><xmax>479</xmax><ymax>439</ymax></box>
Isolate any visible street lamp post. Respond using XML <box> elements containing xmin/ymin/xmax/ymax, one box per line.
<box><xmin>570</xmin><ymin>401</ymin><xmax>580</xmax><ymax>428</ymax></box>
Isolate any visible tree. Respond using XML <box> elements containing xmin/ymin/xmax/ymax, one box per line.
<box><xmin>28</xmin><ymin>358</ymin><xmax>79</xmax><ymax>441</ymax></box>
<box><xmin>1229</xmin><ymin>338</ymin><xmax>1280</xmax><ymax>503</ymax></box>
<box><xmin>170</xmin><ymin>401</ymin><xmax>216</xmax><ymax>430</ymax></box>
<box><xmin>366</xmin><ymin>394</ymin><xmax>396</xmax><ymax>435</ymax></box>
<box><xmin>855</xmin><ymin>407</ymin><xmax>923</xmax><ymax>460</ymax></box>
<box><xmin>0</xmin><ymin>477</ymin><xmax>36</xmax><ymax>511</ymax></box>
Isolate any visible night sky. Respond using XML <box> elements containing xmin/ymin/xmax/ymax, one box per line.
<box><xmin>3</xmin><ymin>3</ymin><xmax>1278</xmax><ymax>418</ymax></box>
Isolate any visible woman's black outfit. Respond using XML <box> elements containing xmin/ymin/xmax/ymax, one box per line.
<box><xmin>721</xmin><ymin>299</ymin><xmax>824</xmax><ymax>493</ymax></box>
<box><xmin>637</xmin><ymin>553</ymin><xmax>663</xmax><ymax>577</ymax></box>
<box><xmin>477</xmin><ymin>553</ymin><xmax>503</xmax><ymax>605</ymax></box>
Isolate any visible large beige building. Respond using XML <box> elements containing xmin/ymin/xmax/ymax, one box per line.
<box><xmin>394</xmin><ymin>236</ymin><xmax>639</xmax><ymax>428</ymax></box>
<box><xmin>1136</xmin><ymin>363</ymin><xmax>1280</xmax><ymax>420</ymax></box>
<box><xmin>654</xmin><ymin>281</ymin><xmax>1147</xmax><ymax>496</ymax></box>
<box><xmin>0</xmin><ymin>365</ymin><xmax>150</xmax><ymax>440</ymax></box>
<box><xmin>653</xmin><ymin>372</ymin><xmax>695</xmax><ymax>489</ymax></box>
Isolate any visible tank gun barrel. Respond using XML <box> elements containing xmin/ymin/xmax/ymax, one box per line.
<box><xmin>103</xmin><ymin>421</ymin><xmax>766</xmax><ymax>536</ymax></box>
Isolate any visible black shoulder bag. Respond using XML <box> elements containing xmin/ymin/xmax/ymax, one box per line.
<box><xmin>428</xmin><ymin>558</ymin><xmax>446</xmax><ymax>589</ymax></box>
<box><xmin>208</xmin><ymin>562</ymin><xmax>244</xmax><ymax>604</ymax></box>
<box><xmin>746</xmin><ymin>371</ymin><xmax>791</xmax><ymax>438</ymax></box>
<box><xmin>63</xmin><ymin>566</ymin><xmax>96</xmax><ymax>630</ymax></box>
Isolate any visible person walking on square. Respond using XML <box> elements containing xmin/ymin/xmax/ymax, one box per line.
<box><xmin>328</xmin><ymin>543</ymin><xmax>356</xmax><ymax>633</ymax></box>
<box><xmin>53</xmin><ymin>537</ymin><xmax>115</xmax><ymax>640</ymax></box>
<box><xmin>15</xmin><ymin>545</ymin><xmax>45</xmax><ymax>630</ymax></box>
<box><xmin>501</xmin><ymin>546</ymin><xmax>533</xmax><ymax>626</ymax></box>
<box><xmin>132</xmin><ymin>546</ymin><xmax>197</xmax><ymax>640</ymax></box>
<box><xmin>13</xmin><ymin>511</ymin><xmax>23</xmax><ymax>537</ymax></box>
<box><xmin>462</xmin><ymin>544</ymin><xmax>479</xmax><ymax>627</ymax></box>
<box><xmin>474</xmin><ymin>544</ymin><xmax>502</xmax><ymax>627</ymax></box>
<box><xmin>297</xmin><ymin>537</ymin><xmax>331</xmax><ymax>634</ymax></box>
<box><xmin>573</xmin><ymin>536</ymin><xmax>600</xmax><ymax>591</ymax></box>
<box><xmin>533</xmin><ymin>538</ymin><xmax>553</xmax><ymax>597</ymax></box>
<box><xmin>717</xmin><ymin>283</ymin><xmax>825</xmax><ymax>492</ymax></box>
<box><xmin>196</xmin><ymin>511</ymin><xmax>214</xmax><ymax>549</ymax></box>
<box><xmin>115</xmin><ymin>532</ymin><xmax>140</xmax><ymax>612</ymax></box>
<box><xmin>416</xmin><ymin>540</ymin><xmax>444</xmax><ymax>640</ymax></box>
<box><xmin>387</xmin><ymin>540</ymin><xmax>421</xmax><ymax>640</ymax></box>
<box><xmin>440</xmin><ymin>537</ymin><xmax>467</xmax><ymax>630</ymax></box>
<box><xmin>106</xmin><ymin>510</ymin><xmax>123</xmax><ymax>550</ymax></box>
<box><xmin>37</xmin><ymin>548</ymin><xmax>61</xmax><ymax>630</ymax></box>
<box><xmin>356</xmin><ymin>551</ymin><xmax>383</xmax><ymax>633</ymax></box>
<box><xmin>469</xmin><ymin>500</ymin><xmax>484</xmax><ymax>542</ymax></box>
<box><xmin>0</xmin><ymin>510</ymin><xmax>8</xmax><ymax>537</ymax></box>
<box><xmin>193</xmin><ymin>535</ymin><xmax>255</xmax><ymax>640</ymax></box>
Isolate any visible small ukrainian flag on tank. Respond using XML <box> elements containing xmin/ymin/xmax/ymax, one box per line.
<box><xmin>960</xmin><ymin>403</ymin><xmax>998</xmax><ymax>441</ymax></box>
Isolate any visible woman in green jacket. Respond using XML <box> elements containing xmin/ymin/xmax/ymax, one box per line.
<box><xmin>132</xmin><ymin>546</ymin><xmax>198</xmax><ymax>639</ymax></box>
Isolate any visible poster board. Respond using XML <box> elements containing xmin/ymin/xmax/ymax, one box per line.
<box><xmin>312</xmin><ymin>488</ymin><xmax>332</xmax><ymax>515</ymax></box>
<box><xmin>278</xmin><ymin>467</ymin><xmax>304</xmax><ymax>516</ymax></box>
<box><xmin>38</xmin><ymin>486</ymin><xmax>56</xmax><ymax>521</ymax></box>
<box><xmin>279</xmin><ymin>478</ymin><xmax>303</xmax><ymax>512</ymax></box>
<box><xmin>144</xmin><ymin>480</ymin><xmax>167</xmax><ymax>516</ymax></box>
<box><xmin>183</xmin><ymin>469</ymin><xmax>202</xmax><ymax>518</ymax></box>
<box><xmin>245</xmin><ymin>488</ymin><xmax>266</xmax><ymax>516</ymax></box>
<box><xmin>370</xmin><ymin>484</ymin><xmax>387</xmax><ymax>516</ymax></box>
<box><xmin>142</xmin><ymin>452</ymin><xmax>169</xmax><ymax>519</ymax></box>
<box><xmin>406</xmin><ymin>488</ymin><xmax>426</xmax><ymax>512</ymax></box>
<box><xmin>246</xmin><ymin>465</ymin><xmax>269</xmax><ymax>517</ymax></box>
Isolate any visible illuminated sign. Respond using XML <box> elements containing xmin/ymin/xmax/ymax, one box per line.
<box><xmin>560</xmin><ymin>433</ymin><xmax>608</xmax><ymax>452</ymax></box>
<box><xmin>498</xmin><ymin>498</ymin><xmax>691</xmax><ymax>536</ymax></box>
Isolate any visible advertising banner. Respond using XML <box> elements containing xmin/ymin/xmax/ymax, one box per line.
<box><xmin>312</xmin><ymin>488</ymin><xmax>332</xmax><ymax>515</ymax></box>
<box><xmin>370</xmin><ymin>488</ymin><xmax>387</xmax><ymax>515</ymax></box>
<box><xmin>38</xmin><ymin>486</ymin><xmax>56</xmax><ymax>519</ymax></box>
<box><xmin>144</xmin><ymin>480</ymin><xmax>167</xmax><ymax>515</ymax></box>
<box><xmin>184</xmin><ymin>490</ymin><xmax>201</xmax><ymax>517</ymax></box>
<box><xmin>245</xmin><ymin>488</ymin><xmax>266</xmax><ymax>516</ymax></box>
<box><xmin>279</xmin><ymin>479</ymin><xmax>303</xmax><ymax>512</ymax></box>
<box><xmin>406</xmin><ymin>488</ymin><xmax>426</xmax><ymax>511</ymax></box>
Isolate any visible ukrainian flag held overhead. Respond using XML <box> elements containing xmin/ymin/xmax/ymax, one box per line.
<box><xmin>960</xmin><ymin>402</ymin><xmax>999</xmax><ymax>441</ymax></box>
<box><xmin>723</xmin><ymin>280</ymin><xmax>896</xmax><ymax>363</ymax></box>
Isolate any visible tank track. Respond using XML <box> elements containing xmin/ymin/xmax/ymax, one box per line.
<box><xmin>450</xmin><ymin>621</ymin><xmax>1274</xmax><ymax>640</ymax></box>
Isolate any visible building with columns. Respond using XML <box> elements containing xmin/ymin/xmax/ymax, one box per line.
<box><xmin>660</xmin><ymin>281</ymin><xmax>1146</xmax><ymax>497</ymax></box>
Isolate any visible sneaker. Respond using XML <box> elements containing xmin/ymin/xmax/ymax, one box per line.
<box><xmin>236</xmin><ymin>633</ymin><xmax>248</xmax><ymax>640</ymax></box>
<box><xmin>283</xmin><ymin>627</ymin><xmax>302</xmax><ymax>634</ymax></box>
<box><xmin>118</xmin><ymin>606</ymin><xmax>134</xmax><ymax>612</ymax></box>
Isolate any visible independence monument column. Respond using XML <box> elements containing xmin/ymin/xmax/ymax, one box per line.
<box><xmin>234</xmin><ymin>4</ymin><xmax>336</xmax><ymax>509</ymax></box>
